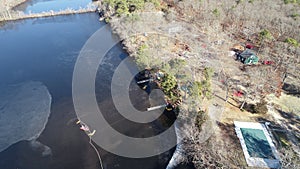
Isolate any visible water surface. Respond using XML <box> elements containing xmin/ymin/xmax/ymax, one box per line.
<box><xmin>0</xmin><ymin>13</ymin><xmax>176</xmax><ymax>169</ymax></box>
<box><xmin>15</xmin><ymin>0</ymin><xmax>94</xmax><ymax>13</ymax></box>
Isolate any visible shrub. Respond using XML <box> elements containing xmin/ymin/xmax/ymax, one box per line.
<box><xmin>285</xmin><ymin>37</ymin><xmax>299</xmax><ymax>47</ymax></box>
<box><xmin>190</xmin><ymin>81</ymin><xmax>203</xmax><ymax>98</ymax></box>
<box><xmin>146</xmin><ymin>0</ymin><xmax>161</xmax><ymax>8</ymax></box>
<box><xmin>188</xmin><ymin>68</ymin><xmax>213</xmax><ymax>100</ymax></box>
<box><xmin>242</xmin><ymin>100</ymin><xmax>268</xmax><ymax>114</ymax></box>
<box><xmin>161</xmin><ymin>73</ymin><xmax>178</xmax><ymax>101</ymax></box>
<box><xmin>212</xmin><ymin>8</ymin><xmax>220</xmax><ymax>17</ymax></box>
<box><xmin>254</xmin><ymin>100</ymin><xmax>268</xmax><ymax>114</ymax></box>
<box><xmin>135</xmin><ymin>44</ymin><xmax>150</xmax><ymax>68</ymax></box>
<box><xmin>189</xmin><ymin>80</ymin><xmax>212</xmax><ymax>99</ymax></box>
<box><xmin>168</xmin><ymin>58</ymin><xmax>187</xmax><ymax>76</ymax></box>
<box><xmin>283</xmin><ymin>0</ymin><xmax>300</xmax><ymax>4</ymax></box>
<box><xmin>259</xmin><ymin>29</ymin><xmax>273</xmax><ymax>40</ymax></box>
<box><xmin>104</xmin><ymin>0</ymin><xmax>161</xmax><ymax>16</ymax></box>
<box><xmin>290</xmin><ymin>13</ymin><xmax>300</xmax><ymax>19</ymax></box>
<box><xmin>104</xmin><ymin>17</ymin><xmax>110</xmax><ymax>23</ymax></box>
<box><xmin>195</xmin><ymin>110</ymin><xmax>208</xmax><ymax>131</ymax></box>
<box><xmin>204</xmin><ymin>67</ymin><xmax>214</xmax><ymax>80</ymax></box>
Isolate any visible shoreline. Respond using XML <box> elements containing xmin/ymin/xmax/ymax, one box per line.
<box><xmin>0</xmin><ymin>0</ymin><xmax>27</xmax><ymax>11</ymax></box>
<box><xmin>0</xmin><ymin>0</ymin><xmax>99</xmax><ymax>23</ymax></box>
<box><xmin>0</xmin><ymin>1</ymin><xmax>227</xmax><ymax>168</ymax></box>
<box><xmin>0</xmin><ymin>8</ymin><xmax>96</xmax><ymax>23</ymax></box>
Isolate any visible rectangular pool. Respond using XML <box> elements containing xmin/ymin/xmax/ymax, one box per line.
<box><xmin>240</xmin><ymin>128</ymin><xmax>275</xmax><ymax>159</ymax></box>
<box><xmin>234</xmin><ymin>121</ymin><xmax>280</xmax><ymax>168</ymax></box>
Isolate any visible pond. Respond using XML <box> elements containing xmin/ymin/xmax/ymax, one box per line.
<box><xmin>14</xmin><ymin>0</ymin><xmax>94</xmax><ymax>13</ymax></box>
<box><xmin>0</xmin><ymin>11</ymin><xmax>178</xmax><ymax>169</ymax></box>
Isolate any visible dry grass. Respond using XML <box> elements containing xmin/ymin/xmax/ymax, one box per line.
<box><xmin>0</xmin><ymin>0</ymin><xmax>97</xmax><ymax>23</ymax></box>
<box><xmin>0</xmin><ymin>0</ymin><xmax>26</xmax><ymax>12</ymax></box>
<box><xmin>0</xmin><ymin>8</ymin><xmax>95</xmax><ymax>22</ymax></box>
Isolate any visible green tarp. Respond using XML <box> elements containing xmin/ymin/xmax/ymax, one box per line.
<box><xmin>238</xmin><ymin>49</ymin><xmax>259</xmax><ymax>64</ymax></box>
<box><xmin>240</xmin><ymin>128</ymin><xmax>275</xmax><ymax>159</ymax></box>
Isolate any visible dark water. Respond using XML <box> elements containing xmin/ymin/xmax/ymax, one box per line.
<box><xmin>0</xmin><ymin>13</ymin><xmax>177</xmax><ymax>169</ymax></box>
<box><xmin>0</xmin><ymin>13</ymin><xmax>100</xmax><ymax>98</ymax></box>
<box><xmin>15</xmin><ymin>0</ymin><xmax>94</xmax><ymax>13</ymax></box>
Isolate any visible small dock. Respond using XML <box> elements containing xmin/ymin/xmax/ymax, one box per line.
<box><xmin>147</xmin><ymin>104</ymin><xmax>166</xmax><ymax>111</ymax></box>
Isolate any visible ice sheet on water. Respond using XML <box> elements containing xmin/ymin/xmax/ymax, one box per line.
<box><xmin>0</xmin><ymin>81</ymin><xmax>52</xmax><ymax>152</ymax></box>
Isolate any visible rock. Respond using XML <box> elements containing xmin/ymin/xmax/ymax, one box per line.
<box><xmin>228</xmin><ymin>51</ymin><xmax>236</xmax><ymax>57</ymax></box>
<box><xmin>0</xmin><ymin>81</ymin><xmax>52</xmax><ymax>152</ymax></box>
<box><xmin>166</xmin><ymin>144</ymin><xmax>186</xmax><ymax>169</ymax></box>
<box><xmin>165</xmin><ymin>121</ymin><xmax>187</xmax><ymax>169</ymax></box>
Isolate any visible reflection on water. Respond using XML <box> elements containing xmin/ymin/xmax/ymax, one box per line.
<box><xmin>15</xmin><ymin>0</ymin><xmax>93</xmax><ymax>13</ymax></box>
<box><xmin>0</xmin><ymin>14</ymin><xmax>102</xmax><ymax>98</ymax></box>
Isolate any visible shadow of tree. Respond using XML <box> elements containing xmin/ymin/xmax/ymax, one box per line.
<box><xmin>256</xmin><ymin>117</ymin><xmax>273</xmax><ymax>123</ymax></box>
<box><xmin>214</xmin><ymin>94</ymin><xmax>238</xmax><ymax>108</ymax></box>
<box><xmin>282</xmin><ymin>83</ymin><xmax>300</xmax><ymax>97</ymax></box>
<box><xmin>215</xmin><ymin>122</ymin><xmax>248</xmax><ymax>167</ymax></box>
<box><xmin>242</xmin><ymin>101</ymin><xmax>268</xmax><ymax>114</ymax></box>
<box><xmin>276</xmin><ymin>109</ymin><xmax>300</xmax><ymax>144</ymax></box>
<box><xmin>256</xmin><ymin>113</ymin><xmax>300</xmax><ymax>152</ymax></box>
<box><xmin>217</xmin><ymin>122</ymin><xmax>238</xmax><ymax>143</ymax></box>
<box><xmin>277</xmin><ymin>109</ymin><xmax>299</xmax><ymax>127</ymax></box>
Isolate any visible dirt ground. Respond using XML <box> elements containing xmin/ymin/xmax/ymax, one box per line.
<box><xmin>0</xmin><ymin>0</ymin><xmax>26</xmax><ymax>11</ymax></box>
<box><xmin>104</xmin><ymin>1</ymin><xmax>300</xmax><ymax>167</ymax></box>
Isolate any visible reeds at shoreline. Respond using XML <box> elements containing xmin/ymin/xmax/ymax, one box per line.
<box><xmin>0</xmin><ymin>6</ymin><xmax>96</xmax><ymax>23</ymax></box>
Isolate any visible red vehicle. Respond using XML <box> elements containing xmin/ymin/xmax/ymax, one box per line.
<box><xmin>246</xmin><ymin>44</ymin><xmax>254</xmax><ymax>49</ymax></box>
<box><xmin>262</xmin><ymin>60</ymin><xmax>274</xmax><ymax>65</ymax></box>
